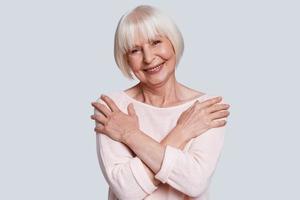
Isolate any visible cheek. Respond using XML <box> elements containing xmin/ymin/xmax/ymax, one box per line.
<box><xmin>127</xmin><ymin>57</ymin><xmax>142</xmax><ymax>72</ymax></box>
<box><xmin>159</xmin><ymin>45</ymin><xmax>176</xmax><ymax>60</ymax></box>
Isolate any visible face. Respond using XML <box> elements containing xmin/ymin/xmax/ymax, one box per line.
<box><xmin>126</xmin><ymin>35</ymin><xmax>177</xmax><ymax>87</ymax></box>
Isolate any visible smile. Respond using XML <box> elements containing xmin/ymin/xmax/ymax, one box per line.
<box><xmin>144</xmin><ymin>62</ymin><xmax>165</xmax><ymax>74</ymax></box>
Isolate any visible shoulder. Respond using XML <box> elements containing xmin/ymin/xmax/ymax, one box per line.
<box><xmin>175</xmin><ymin>83</ymin><xmax>206</xmax><ymax>103</ymax></box>
<box><xmin>94</xmin><ymin>90</ymin><xmax>129</xmax><ymax>113</ymax></box>
<box><xmin>179</xmin><ymin>83</ymin><xmax>228</xmax><ymax>104</ymax></box>
<box><xmin>184</xmin><ymin>87</ymin><xmax>229</xmax><ymax>105</ymax></box>
<box><xmin>94</xmin><ymin>90</ymin><xmax>124</xmax><ymax>103</ymax></box>
<box><xmin>179</xmin><ymin>85</ymin><xmax>229</xmax><ymax>105</ymax></box>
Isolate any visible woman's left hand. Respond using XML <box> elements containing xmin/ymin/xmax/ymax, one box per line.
<box><xmin>91</xmin><ymin>95</ymin><xmax>139</xmax><ymax>142</ymax></box>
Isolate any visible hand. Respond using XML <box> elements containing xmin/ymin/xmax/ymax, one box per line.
<box><xmin>90</xmin><ymin>95</ymin><xmax>140</xmax><ymax>143</ymax></box>
<box><xmin>176</xmin><ymin>96</ymin><xmax>230</xmax><ymax>141</ymax></box>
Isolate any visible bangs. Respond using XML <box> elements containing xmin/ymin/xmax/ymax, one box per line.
<box><xmin>118</xmin><ymin>10</ymin><xmax>168</xmax><ymax>54</ymax></box>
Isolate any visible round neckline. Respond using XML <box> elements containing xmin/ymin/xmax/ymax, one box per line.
<box><xmin>121</xmin><ymin>90</ymin><xmax>208</xmax><ymax>110</ymax></box>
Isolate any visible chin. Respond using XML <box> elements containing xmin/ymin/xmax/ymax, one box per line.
<box><xmin>146</xmin><ymin>73</ymin><xmax>174</xmax><ymax>87</ymax></box>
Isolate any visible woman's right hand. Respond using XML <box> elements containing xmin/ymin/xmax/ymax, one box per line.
<box><xmin>176</xmin><ymin>96</ymin><xmax>230</xmax><ymax>141</ymax></box>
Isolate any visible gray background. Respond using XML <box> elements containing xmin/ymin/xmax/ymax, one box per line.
<box><xmin>0</xmin><ymin>0</ymin><xmax>299</xmax><ymax>199</ymax></box>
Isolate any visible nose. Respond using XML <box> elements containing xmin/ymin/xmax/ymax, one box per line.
<box><xmin>143</xmin><ymin>46</ymin><xmax>154</xmax><ymax>64</ymax></box>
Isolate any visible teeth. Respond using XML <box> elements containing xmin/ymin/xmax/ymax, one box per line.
<box><xmin>146</xmin><ymin>64</ymin><xmax>162</xmax><ymax>72</ymax></box>
<box><xmin>148</xmin><ymin>65</ymin><xmax>160</xmax><ymax>71</ymax></box>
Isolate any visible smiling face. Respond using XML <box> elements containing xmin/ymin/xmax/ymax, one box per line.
<box><xmin>114</xmin><ymin>5</ymin><xmax>184</xmax><ymax>80</ymax></box>
<box><xmin>126</xmin><ymin>35</ymin><xmax>177</xmax><ymax>87</ymax></box>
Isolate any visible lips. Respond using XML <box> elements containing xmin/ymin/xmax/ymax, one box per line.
<box><xmin>144</xmin><ymin>62</ymin><xmax>165</xmax><ymax>72</ymax></box>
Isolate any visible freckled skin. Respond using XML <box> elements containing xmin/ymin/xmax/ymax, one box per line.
<box><xmin>126</xmin><ymin>36</ymin><xmax>177</xmax><ymax>88</ymax></box>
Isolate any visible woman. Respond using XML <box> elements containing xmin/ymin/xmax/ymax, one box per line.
<box><xmin>91</xmin><ymin>5</ymin><xmax>230</xmax><ymax>200</ymax></box>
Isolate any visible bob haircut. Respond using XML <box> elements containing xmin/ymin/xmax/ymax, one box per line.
<box><xmin>114</xmin><ymin>5</ymin><xmax>185</xmax><ymax>79</ymax></box>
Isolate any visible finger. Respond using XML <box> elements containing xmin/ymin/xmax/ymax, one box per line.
<box><xmin>210</xmin><ymin>120</ymin><xmax>227</xmax><ymax>128</ymax></box>
<box><xmin>94</xmin><ymin>124</ymin><xmax>105</xmax><ymax>134</ymax></box>
<box><xmin>197</xmin><ymin>96</ymin><xmax>222</xmax><ymax>109</ymax></box>
<box><xmin>181</xmin><ymin>100</ymin><xmax>198</xmax><ymax>115</ymax></box>
<box><xmin>186</xmin><ymin>100</ymin><xmax>198</xmax><ymax>110</ymax></box>
<box><xmin>90</xmin><ymin>114</ymin><xmax>108</xmax><ymax>125</ymax></box>
<box><xmin>127</xmin><ymin>103</ymin><xmax>136</xmax><ymax>116</ymax></box>
<box><xmin>92</xmin><ymin>102</ymin><xmax>111</xmax><ymax>117</ymax></box>
<box><xmin>209</xmin><ymin>110</ymin><xmax>230</xmax><ymax>120</ymax></box>
<box><xmin>101</xmin><ymin>95</ymin><xmax>121</xmax><ymax>112</ymax></box>
<box><xmin>207</xmin><ymin>103</ymin><xmax>230</xmax><ymax>113</ymax></box>
<box><xmin>193</xmin><ymin>100</ymin><xmax>199</xmax><ymax>107</ymax></box>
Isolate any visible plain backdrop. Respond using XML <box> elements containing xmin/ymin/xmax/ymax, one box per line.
<box><xmin>0</xmin><ymin>0</ymin><xmax>299</xmax><ymax>199</ymax></box>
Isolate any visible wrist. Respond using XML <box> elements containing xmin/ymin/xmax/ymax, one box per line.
<box><xmin>160</xmin><ymin>125</ymin><xmax>189</xmax><ymax>148</ymax></box>
<box><xmin>121</xmin><ymin>128</ymin><xmax>140</xmax><ymax>145</ymax></box>
<box><xmin>173</xmin><ymin>125</ymin><xmax>189</xmax><ymax>143</ymax></box>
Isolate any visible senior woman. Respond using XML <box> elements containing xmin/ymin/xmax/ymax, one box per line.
<box><xmin>91</xmin><ymin>5</ymin><xmax>230</xmax><ymax>200</ymax></box>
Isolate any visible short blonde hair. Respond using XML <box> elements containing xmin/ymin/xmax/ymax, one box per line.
<box><xmin>114</xmin><ymin>5</ymin><xmax>184</xmax><ymax>79</ymax></box>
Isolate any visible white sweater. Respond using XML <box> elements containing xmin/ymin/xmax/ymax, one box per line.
<box><xmin>95</xmin><ymin>90</ymin><xmax>226</xmax><ymax>200</ymax></box>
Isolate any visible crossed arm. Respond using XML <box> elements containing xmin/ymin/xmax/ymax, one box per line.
<box><xmin>123</xmin><ymin>122</ymin><xmax>193</xmax><ymax>186</ymax></box>
<box><xmin>92</xmin><ymin>95</ymin><xmax>229</xmax><ymax>199</ymax></box>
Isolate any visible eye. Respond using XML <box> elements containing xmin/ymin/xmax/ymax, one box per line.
<box><xmin>151</xmin><ymin>40</ymin><xmax>161</xmax><ymax>46</ymax></box>
<box><xmin>129</xmin><ymin>48</ymin><xmax>140</xmax><ymax>54</ymax></box>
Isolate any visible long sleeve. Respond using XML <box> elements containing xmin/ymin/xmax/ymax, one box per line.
<box><xmin>154</xmin><ymin>126</ymin><xmax>225</xmax><ymax>198</ymax></box>
<box><xmin>95</xmin><ymin>98</ymin><xmax>158</xmax><ymax>200</ymax></box>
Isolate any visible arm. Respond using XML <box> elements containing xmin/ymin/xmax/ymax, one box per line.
<box><xmin>92</xmin><ymin>94</ymin><xmax>229</xmax><ymax>198</ymax></box>
<box><xmin>123</xmin><ymin>126</ymin><xmax>226</xmax><ymax>197</ymax></box>
<box><xmin>119</xmin><ymin>96</ymin><xmax>229</xmax><ymax>195</ymax></box>
<box><xmin>95</xmin><ymin>117</ymin><xmax>192</xmax><ymax>199</ymax></box>
<box><xmin>95</xmin><ymin>97</ymin><xmax>154</xmax><ymax>200</ymax></box>
<box><xmin>96</xmin><ymin>133</ymin><xmax>155</xmax><ymax>200</ymax></box>
<box><xmin>120</xmin><ymin>95</ymin><xmax>229</xmax><ymax>197</ymax></box>
<box><xmin>139</xmin><ymin>125</ymin><xmax>190</xmax><ymax>186</ymax></box>
<box><xmin>94</xmin><ymin>98</ymin><xmax>192</xmax><ymax>199</ymax></box>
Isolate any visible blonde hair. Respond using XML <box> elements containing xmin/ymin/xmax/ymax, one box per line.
<box><xmin>114</xmin><ymin>5</ymin><xmax>184</xmax><ymax>79</ymax></box>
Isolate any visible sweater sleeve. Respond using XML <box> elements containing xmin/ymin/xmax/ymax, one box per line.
<box><xmin>154</xmin><ymin>126</ymin><xmax>226</xmax><ymax>198</ymax></box>
<box><xmin>94</xmin><ymin>97</ymin><xmax>158</xmax><ymax>200</ymax></box>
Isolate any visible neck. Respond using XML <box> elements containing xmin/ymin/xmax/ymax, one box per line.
<box><xmin>136</xmin><ymin>77</ymin><xmax>182</xmax><ymax>107</ymax></box>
